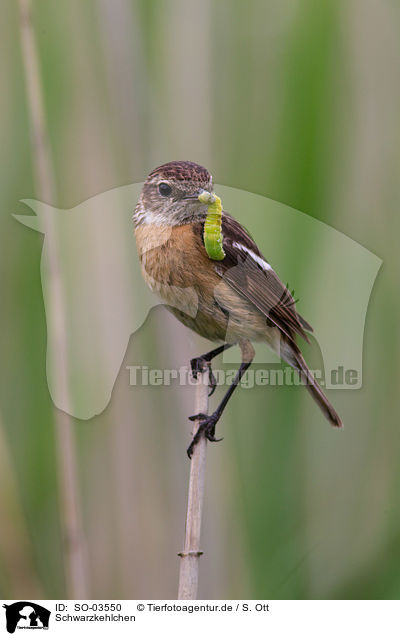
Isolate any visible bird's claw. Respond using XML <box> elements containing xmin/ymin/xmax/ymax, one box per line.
<box><xmin>188</xmin><ymin>412</ymin><xmax>208</xmax><ymax>422</ymax></box>
<box><xmin>190</xmin><ymin>356</ymin><xmax>206</xmax><ymax>379</ymax></box>
<box><xmin>190</xmin><ymin>356</ymin><xmax>218</xmax><ymax>396</ymax></box>
<box><xmin>208</xmin><ymin>368</ymin><xmax>217</xmax><ymax>396</ymax></box>
<box><xmin>187</xmin><ymin>413</ymin><xmax>223</xmax><ymax>459</ymax></box>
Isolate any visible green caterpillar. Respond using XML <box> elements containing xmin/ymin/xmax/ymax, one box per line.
<box><xmin>198</xmin><ymin>191</ymin><xmax>226</xmax><ymax>261</ymax></box>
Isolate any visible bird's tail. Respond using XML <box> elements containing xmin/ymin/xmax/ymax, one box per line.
<box><xmin>282</xmin><ymin>343</ymin><xmax>343</xmax><ymax>428</ymax></box>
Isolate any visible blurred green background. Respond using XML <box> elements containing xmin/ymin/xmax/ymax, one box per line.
<box><xmin>1</xmin><ymin>0</ymin><xmax>399</xmax><ymax>600</ymax></box>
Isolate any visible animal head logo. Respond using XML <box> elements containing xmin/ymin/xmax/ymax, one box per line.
<box><xmin>14</xmin><ymin>184</ymin><xmax>381</xmax><ymax>419</ymax></box>
<box><xmin>2</xmin><ymin>602</ymin><xmax>50</xmax><ymax>633</ymax></box>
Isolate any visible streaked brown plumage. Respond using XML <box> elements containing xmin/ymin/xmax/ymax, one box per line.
<box><xmin>134</xmin><ymin>161</ymin><xmax>342</xmax><ymax>456</ymax></box>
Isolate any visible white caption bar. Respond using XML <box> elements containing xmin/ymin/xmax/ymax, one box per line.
<box><xmin>1</xmin><ymin>600</ymin><xmax>397</xmax><ymax>635</ymax></box>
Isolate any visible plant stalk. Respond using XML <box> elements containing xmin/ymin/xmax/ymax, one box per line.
<box><xmin>178</xmin><ymin>362</ymin><xmax>209</xmax><ymax>599</ymax></box>
<box><xmin>17</xmin><ymin>0</ymin><xmax>89</xmax><ymax>598</ymax></box>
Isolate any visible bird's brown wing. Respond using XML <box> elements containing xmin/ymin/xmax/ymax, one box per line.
<box><xmin>208</xmin><ymin>212</ymin><xmax>312</xmax><ymax>344</ymax></box>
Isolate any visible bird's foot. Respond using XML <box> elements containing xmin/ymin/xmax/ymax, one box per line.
<box><xmin>187</xmin><ymin>412</ymin><xmax>223</xmax><ymax>459</ymax></box>
<box><xmin>190</xmin><ymin>356</ymin><xmax>218</xmax><ymax>396</ymax></box>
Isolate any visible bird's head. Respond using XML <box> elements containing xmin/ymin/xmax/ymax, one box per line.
<box><xmin>134</xmin><ymin>160</ymin><xmax>215</xmax><ymax>226</ymax></box>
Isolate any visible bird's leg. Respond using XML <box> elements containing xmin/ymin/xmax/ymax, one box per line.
<box><xmin>190</xmin><ymin>343</ymin><xmax>232</xmax><ymax>396</ymax></box>
<box><xmin>187</xmin><ymin>360</ymin><xmax>253</xmax><ymax>458</ymax></box>
<box><xmin>187</xmin><ymin>341</ymin><xmax>255</xmax><ymax>458</ymax></box>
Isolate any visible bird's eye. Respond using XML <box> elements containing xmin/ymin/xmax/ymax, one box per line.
<box><xmin>158</xmin><ymin>182</ymin><xmax>172</xmax><ymax>197</ymax></box>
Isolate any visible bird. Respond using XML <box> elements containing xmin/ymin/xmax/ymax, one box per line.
<box><xmin>133</xmin><ymin>160</ymin><xmax>342</xmax><ymax>457</ymax></box>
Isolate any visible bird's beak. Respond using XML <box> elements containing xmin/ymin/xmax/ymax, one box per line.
<box><xmin>183</xmin><ymin>189</ymin><xmax>216</xmax><ymax>203</ymax></box>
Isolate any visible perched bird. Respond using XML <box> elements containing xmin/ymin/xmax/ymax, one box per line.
<box><xmin>134</xmin><ymin>161</ymin><xmax>342</xmax><ymax>457</ymax></box>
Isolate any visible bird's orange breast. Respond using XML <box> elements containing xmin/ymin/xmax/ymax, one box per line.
<box><xmin>134</xmin><ymin>222</ymin><xmax>271</xmax><ymax>344</ymax></box>
<box><xmin>135</xmin><ymin>222</ymin><xmax>213</xmax><ymax>289</ymax></box>
<box><xmin>134</xmin><ymin>223</ymin><xmax>218</xmax><ymax>319</ymax></box>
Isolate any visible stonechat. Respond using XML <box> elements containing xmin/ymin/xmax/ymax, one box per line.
<box><xmin>134</xmin><ymin>161</ymin><xmax>342</xmax><ymax>457</ymax></box>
